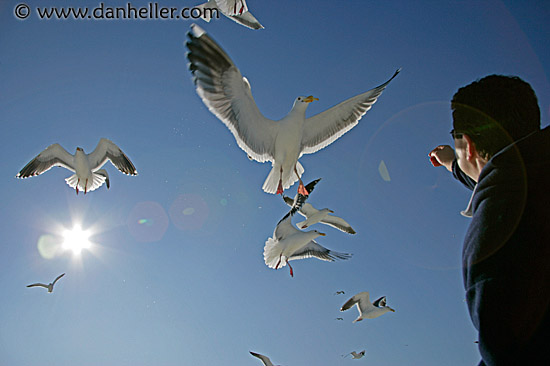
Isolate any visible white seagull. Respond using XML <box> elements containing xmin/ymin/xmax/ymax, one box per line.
<box><xmin>282</xmin><ymin>196</ymin><xmax>356</xmax><ymax>234</ymax></box>
<box><xmin>343</xmin><ymin>350</ymin><xmax>366</xmax><ymax>359</ymax></box>
<box><xmin>16</xmin><ymin>138</ymin><xmax>137</xmax><ymax>194</ymax></box>
<box><xmin>195</xmin><ymin>0</ymin><xmax>264</xmax><ymax>29</ymax></box>
<box><xmin>264</xmin><ymin>206</ymin><xmax>351</xmax><ymax>278</ymax></box>
<box><xmin>250</xmin><ymin>351</ymin><xmax>278</xmax><ymax>366</ymax></box>
<box><xmin>340</xmin><ymin>292</ymin><xmax>395</xmax><ymax>323</ymax></box>
<box><xmin>186</xmin><ymin>24</ymin><xmax>400</xmax><ymax>195</ymax></box>
<box><xmin>26</xmin><ymin>273</ymin><xmax>65</xmax><ymax>293</ymax></box>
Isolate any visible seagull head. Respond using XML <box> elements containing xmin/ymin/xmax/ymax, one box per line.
<box><xmin>293</xmin><ymin>95</ymin><xmax>318</xmax><ymax>107</ymax></box>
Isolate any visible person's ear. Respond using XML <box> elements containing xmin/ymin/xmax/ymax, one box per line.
<box><xmin>463</xmin><ymin>134</ymin><xmax>478</xmax><ymax>161</ymax></box>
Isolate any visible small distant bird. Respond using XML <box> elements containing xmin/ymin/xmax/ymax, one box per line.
<box><xmin>250</xmin><ymin>351</ymin><xmax>279</xmax><ymax>366</ymax></box>
<box><xmin>334</xmin><ymin>290</ymin><xmax>345</xmax><ymax>295</ymax></box>
<box><xmin>195</xmin><ymin>0</ymin><xmax>264</xmax><ymax>29</ymax></box>
<box><xmin>26</xmin><ymin>273</ymin><xmax>65</xmax><ymax>293</ymax></box>
<box><xmin>186</xmin><ymin>24</ymin><xmax>400</xmax><ymax>195</ymax></box>
<box><xmin>282</xmin><ymin>197</ymin><xmax>356</xmax><ymax>234</ymax></box>
<box><xmin>335</xmin><ymin>317</ymin><xmax>344</xmax><ymax>321</ymax></box>
<box><xmin>340</xmin><ymin>292</ymin><xmax>395</xmax><ymax>323</ymax></box>
<box><xmin>16</xmin><ymin>138</ymin><xmax>137</xmax><ymax>194</ymax></box>
<box><xmin>343</xmin><ymin>350</ymin><xmax>366</xmax><ymax>359</ymax></box>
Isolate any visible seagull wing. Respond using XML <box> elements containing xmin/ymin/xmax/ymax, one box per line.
<box><xmin>228</xmin><ymin>11</ymin><xmax>264</xmax><ymax>30</ymax></box>
<box><xmin>215</xmin><ymin>0</ymin><xmax>247</xmax><ymax>16</ymax></box>
<box><xmin>288</xmin><ymin>240</ymin><xmax>351</xmax><ymax>262</ymax></box>
<box><xmin>16</xmin><ymin>143</ymin><xmax>75</xmax><ymax>178</ymax></box>
<box><xmin>249</xmin><ymin>351</ymin><xmax>274</xmax><ymax>366</ymax></box>
<box><xmin>52</xmin><ymin>273</ymin><xmax>65</xmax><ymax>286</ymax></box>
<box><xmin>372</xmin><ymin>296</ymin><xmax>387</xmax><ymax>308</ymax></box>
<box><xmin>322</xmin><ymin>214</ymin><xmax>356</xmax><ymax>234</ymax></box>
<box><xmin>27</xmin><ymin>283</ymin><xmax>48</xmax><ymax>288</ymax></box>
<box><xmin>274</xmin><ymin>213</ymin><xmax>297</xmax><ymax>240</ymax></box>
<box><xmin>186</xmin><ymin>24</ymin><xmax>276</xmax><ymax>162</ymax></box>
<box><xmin>87</xmin><ymin>138</ymin><xmax>137</xmax><ymax>175</ymax></box>
<box><xmin>341</xmin><ymin>292</ymin><xmax>370</xmax><ymax>312</ymax></box>
<box><xmin>300</xmin><ymin>69</ymin><xmax>400</xmax><ymax>155</ymax></box>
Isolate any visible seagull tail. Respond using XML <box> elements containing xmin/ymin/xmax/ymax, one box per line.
<box><xmin>262</xmin><ymin>161</ymin><xmax>304</xmax><ymax>194</ymax></box>
<box><xmin>263</xmin><ymin>237</ymin><xmax>285</xmax><ymax>269</ymax></box>
<box><xmin>64</xmin><ymin>173</ymin><xmax>107</xmax><ymax>193</ymax></box>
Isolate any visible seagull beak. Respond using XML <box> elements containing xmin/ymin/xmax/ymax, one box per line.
<box><xmin>319</xmin><ymin>232</ymin><xmax>326</xmax><ymax>236</ymax></box>
<box><xmin>329</xmin><ymin>210</ymin><xmax>335</xmax><ymax>213</ymax></box>
<box><xmin>303</xmin><ymin>95</ymin><xmax>318</xmax><ymax>103</ymax></box>
<box><xmin>389</xmin><ymin>307</ymin><xmax>396</xmax><ymax>312</ymax></box>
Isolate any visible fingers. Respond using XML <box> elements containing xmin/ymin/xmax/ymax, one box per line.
<box><xmin>428</xmin><ymin>145</ymin><xmax>455</xmax><ymax>171</ymax></box>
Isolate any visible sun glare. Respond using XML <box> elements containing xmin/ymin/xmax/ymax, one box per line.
<box><xmin>62</xmin><ymin>225</ymin><xmax>91</xmax><ymax>255</ymax></box>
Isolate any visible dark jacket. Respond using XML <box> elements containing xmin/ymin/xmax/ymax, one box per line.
<box><xmin>453</xmin><ymin>126</ymin><xmax>550</xmax><ymax>365</ymax></box>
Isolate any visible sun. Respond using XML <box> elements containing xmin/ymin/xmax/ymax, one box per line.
<box><xmin>62</xmin><ymin>225</ymin><xmax>91</xmax><ymax>255</ymax></box>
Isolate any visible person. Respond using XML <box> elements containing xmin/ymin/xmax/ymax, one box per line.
<box><xmin>428</xmin><ymin>75</ymin><xmax>550</xmax><ymax>365</ymax></box>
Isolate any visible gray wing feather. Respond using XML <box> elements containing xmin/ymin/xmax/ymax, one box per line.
<box><xmin>289</xmin><ymin>241</ymin><xmax>351</xmax><ymax>262</ymax></box>
<box><xmin>16</xmin><ymin>143</ymin><xmax>75</xmax><ymax>178</ymax></box>
<box><xmin>87</xmin><ymin>138</ymin><xmax>137</xmax><ymax>175</ymax></box>
<box><xmin>322</xmin><ymin>215</ymin><xmax>356</xmax><ymax>234</ymax></box>
<box><xmin>301</xmin><ymin>69</ymin><xmax>400</xmax><ymax>155</ymax></box>
<box><xmin>186</xmin><ymin>25</ymin><xmax>276</xmax><ymax>162</ymax></box>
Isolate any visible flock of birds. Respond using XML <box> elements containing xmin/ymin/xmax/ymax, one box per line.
<box><xmin>18</xmin><ymin>1</ymin><xmax>400</xmax><ymax>363</ymax></box>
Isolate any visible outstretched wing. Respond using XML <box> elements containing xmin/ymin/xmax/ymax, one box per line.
<box><xmin>16</xmin><ymin>143</ymin><xmax>75</xmax><ymax>178</ymax></box>
<box><xmin>186</xmin><ymin>24</ymin><xmax>277</xmax><ymax>162</ymax></box>
<box><xmin>87</xmin><ymin>138</ymin><xmax>137</xmax><ymax>175</ymax></box>
<box><xmin>322</xmin><ymin>214</ymin><xmax>356</xmax><ymax>234</ymax></box>
<box><xmin>288</xmin><ymin>241</ymin><xmax>351</xmax><ymax>262</ymax></box>
<box><xmin>52</xmin><ymin>273</ymin><xmax>65</xmax><ymax>286</ymax></box>
<box><xmin>341</xmin><ymin>292</ymin><xmax>370</xmax><ymax>312</ymax></box>
<box><xmin>301</xmin><ymin>69</ymin><xmax>400</xmax><ymax>155</ymax></box>
<box><xmin>27</xmin><ymin>283</ymin><xmax>48</xmax><ymax>289</ymax></box>
<box><xmin>249</xmin><ymin>351</ymin><xmax>274</xmax><ymax>366</ymax></box>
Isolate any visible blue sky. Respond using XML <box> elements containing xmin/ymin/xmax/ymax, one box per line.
<box><xmin>0</xmin><ymin>1</ymin><xmax>548</xmax><ymax>365</ymax></box>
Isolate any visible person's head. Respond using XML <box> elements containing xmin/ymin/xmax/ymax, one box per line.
<box><xmin>451</xmin><ymin>75</ymin><xmax>540</xmax><ymax>181</ymax></box>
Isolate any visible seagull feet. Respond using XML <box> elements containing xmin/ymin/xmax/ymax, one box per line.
<box><xmin>76</xmin><ymin>179</ymin><xmax>80</xmax><ymax>195</ymax></box>
<box><xmin>297</xmin><ymin>181</ymin><xmax>309</xmax><ymax>196</ymax></box>
<box><xmin>276</xmin><ymin>180</ymin><xmax>284</xmax><ymax>195</ymax></box>
<box><xmin>275</xmin><ymin>254</ymin><xmax>282</xmax><ymax>270</ymax></box>
<box><xmin>288</xmin><ymin>261</ymin><xmax>294</xmax><ymax>277</ymax></box>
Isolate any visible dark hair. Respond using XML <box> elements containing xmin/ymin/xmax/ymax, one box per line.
<box><xmin>451</xmin><ymin>75</ymin><xmax>540</xmax><ymax>158</ymax></box>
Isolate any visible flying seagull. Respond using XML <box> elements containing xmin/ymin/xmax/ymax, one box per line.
<box><xmin>342</xmin><ymin>350</ymin><xmax>366</xmax><ymax>359</ymax></box>
<box><xmin>334</xmin><ymin>290</ymin><xmax>345</xmax><ymax>295</ymax></box>
<box><xmin>264</xmin><ymin>198</ymin><xmax>351</xmax><ymax>277</ymax></box>
<box><xmin>186</xmin><ymin>24</ymin><xmax>400</xmax><ymax>195</ymax></box>
<box><xmin>26</xmin><ymin>273</ymin><xmax>65</xmax><ymax>293</ymax></box>
<box><xmin>340</xmin><ymin>292</ymin><xmax>395</xmax><ymax>323</ymax></box>
<box><xmin>282</xmin><ymin>197</ymin><xmax>356</xmax><ymax>234</ymax></box>
<box><xmin>250</xmin><ymin>351</ymin><xmax>278</xmax><ymax>366</ymax></box>
<box><xmin>16</xmin><ymin>138</ymin><xmax>137</xmax><ymax>194</ymax></box>
<box><xmin>195</xmin><ymin>0</ymin><xmax>264</xmax><ymax>29</ymax></box>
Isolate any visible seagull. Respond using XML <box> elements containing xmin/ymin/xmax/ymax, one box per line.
<box><xmin>16</xmin><ymin>138</ymin><xmax>137</xmax><ymax>194</ymax></box>
<box><xmin>335</xmin><ymin>317</ymin><xmax>344</xmax><ymax>321</ymax></box>
<box><xmin>186</xmin><ymin>24</ymin><xmax>400</xmax><ymax>195</ymax></box>
<box><xmin>250</xmin><ymin>351</ymin><xmax>279</xmax><ymax>366</ymax></box>
<box><xmin>340</xmin><ymin>292</ymin><xmax>395</xmax><ymax>323</ymax></box>
<box><xmin>282</xmin><ymin>197</ymin><xmax>356</xmax><ymax>234</ymax></box>
<box><xmin>334</xmin><ymin>290</ymin><xmax>345</xmax><ymax>295</ymax></box>
<box><xmin>195</xmin><ymin>0</ymin><xmax>264</xmax><ymax>29</ymax></box>
<box><xmin>282</xmin><ymin>178</ymin><xmax>321</xmax><ymax>219</ymax></box>
<box><xmin>263</xmin><ymin>201</ymin><xmax>351</xmax><ymax>277</ymax></box>
<box><xmin>26</xmin><ymin>273</ymin><xmax>65</xmax><ymax>293</ymax></box>
<box><xmin>342</xmin><ymin>350</ymin><xmax>366</xmax><ymax>359</ymax></box>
